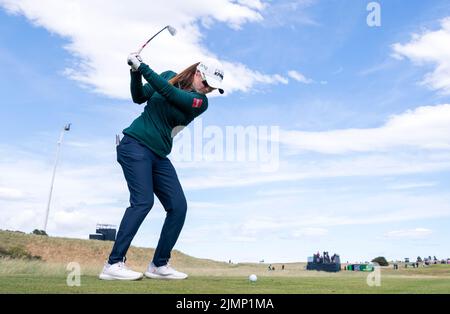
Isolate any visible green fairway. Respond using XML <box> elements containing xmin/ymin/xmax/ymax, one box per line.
<box><xmin>1</xmin><ymin>272</ymin><xmax>450</xmax><ymax>294</ymax></box>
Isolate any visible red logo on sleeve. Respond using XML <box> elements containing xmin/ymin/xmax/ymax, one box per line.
<box><xmin>192</xmin><ymin>98</ymin><xmax>203</xmax><ymax>108</ymax></box>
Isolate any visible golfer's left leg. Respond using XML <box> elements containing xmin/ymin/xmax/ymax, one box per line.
<box><xmin>151</xmin><ymin>157</ymin><xmax>187</xmax><ymax>267</ymax></box>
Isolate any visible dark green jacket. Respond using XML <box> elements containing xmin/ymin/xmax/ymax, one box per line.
<box><xmin>123</xmin><ymin>63</ymin><xmax>208</xmax><ymax>157</ymax></box>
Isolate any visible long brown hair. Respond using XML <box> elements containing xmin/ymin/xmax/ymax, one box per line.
<box><xmin>169</xmin><ymin>62</ymin><xmax>200</xmax><ymax>90</ymax></box>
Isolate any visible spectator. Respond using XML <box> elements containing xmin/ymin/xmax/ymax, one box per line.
<box><xmin>327</xmin><ymin>252</ymin><xmax>331</xmax><ymax>263</ymax></box>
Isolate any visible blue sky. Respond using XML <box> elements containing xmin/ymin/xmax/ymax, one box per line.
<box><xmin>1</xmin><ymin>0</ymin><xmax>450</xmax><ymax>264</ymax></box>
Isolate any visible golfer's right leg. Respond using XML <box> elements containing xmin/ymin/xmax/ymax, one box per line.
<box><xmin>99</xmin><ymin>135</ymin><xmax>154</xmax><ymax>281</ymax></box>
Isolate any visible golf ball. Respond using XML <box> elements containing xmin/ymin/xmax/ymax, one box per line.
<box><xmin>249</xmin><ymin>274</ymin><xmax>257</xmax><ymax>282</ymax></box>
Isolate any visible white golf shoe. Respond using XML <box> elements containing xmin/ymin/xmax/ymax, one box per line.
<box><xmin>99</xmin><ymin>261</ymin><xmax>143</xmax><ymax>281</ymax></box>
<box><xmin>144</xmin><ymin>262</ymin><xmax>188</xmax><ymax>280</ymax></box>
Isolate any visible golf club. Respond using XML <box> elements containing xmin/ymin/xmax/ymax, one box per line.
<box><xmin>128</xmin><ymin>25</ymin><xmax>177</xmax><ymax>65</ymax></box>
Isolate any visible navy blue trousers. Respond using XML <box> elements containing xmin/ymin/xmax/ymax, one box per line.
<box><xmin>108</xmin><ymin>134</ymin><xmax>187</xmax><ymax>267</ymax></box>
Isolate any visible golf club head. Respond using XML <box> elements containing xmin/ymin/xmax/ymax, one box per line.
<box><xmin>167</xmin><ymin>25</ymin><xmax>177</xmax><ymax>36</ymax></box>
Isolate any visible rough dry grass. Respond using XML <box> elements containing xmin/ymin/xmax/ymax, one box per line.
<box><xmin>1</xmin><ymin>230</ymin><xmax>449</xmax><ymax>294</ymax></box>
<box><xmin>0</xmin><ymin>230</ymin><xmax>207</xmax><ymax>271</ymax></box>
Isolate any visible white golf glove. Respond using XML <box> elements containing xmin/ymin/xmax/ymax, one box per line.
<box><xmin>127</xmin><ymin>53</ymin><xmax>143</xmax><ymax>71</ymax></box>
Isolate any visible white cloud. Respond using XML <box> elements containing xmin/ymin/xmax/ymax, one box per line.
<box><xmin>176</xmin><ymin>151</ymin><xmax>450</xmax><ymax>191</ymax></box>
<box><xmin>0</xmin><ymin>187</ymin><xmax>24</xmax><ymax>200</ymax></box>
<box><xmin>384</xmin><ymin>228</ymin><xmax>433</xmax><ymax>239</ymax></box>
<box><xmin>238</xmin><ymin>193</ymin><xmax>450</xmax><ymax>228</ymax></box>
<box><xmin>388</xmin><ymin>182</ymin><xmax>437</xmax><ymax>190</ymax></box>
<box><xmin>180</xmin><ymin>193</ymin><xmax>450</xmax><ymax>245</ymax></box>
<box><xmin>0</xmin><ymin>0</ymin><xmax>292</xmax><ymax>98</ymax></box>
<box><xmin>278</xmin><ymin>104</ymin><xmax>450</xmax><ymax>154</ymax></box>
<box><xmin>392</xmin><ymin>17</ymin><xmax>450</xmax><ymax>94</ymax></box>
<box><xmin>291</xmin><ymin>227</ymin><xmax>328</xmax><ymax>237</ymax></box>
<box><xmin>167</xmin><ymin>104</ymin><xmax>450</xmax><ymax>192</ymax></box>
<box><xmin>261</xmin><ymin>0</ymin><xmax>319</xmax><ymax>27</ymax></box>
<box><xmin>288</xmin><ymin>70</ymin><xmax>313</xmax><ymax>84</ymax></box>
<box><xmin>220</xmin><ymin>61</ymin><xmax>290</xmax><ymax>92</ymax></box>
<box><xmin>237</xmin><ymin>0</ymin><xmax>266</xmax><ymax>10</ymax></box>
<box><xmin>256</xmin><ymin>187</ymin><xmax>309</xmax><ymax>196</ymax></box>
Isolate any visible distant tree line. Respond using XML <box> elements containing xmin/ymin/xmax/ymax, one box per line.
<box><xmin>31</xmin><ymin>229</ymin><xmax>48</xmax><ymax>236</ymax></box>
<box><xmin>1</xmin><ymin>229</ymin><xmax>48</xmax><ymax>236</ymax></box>
<box><xmin>371</xmin><ymin>256</ymin><xmax>389</xmax><ymax>266</ymax></box>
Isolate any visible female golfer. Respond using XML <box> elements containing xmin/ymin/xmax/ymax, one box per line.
<box><xmin>99</xmin><ymin>53</ymin><xmax>224</xmax><ymax>280</ymax></box>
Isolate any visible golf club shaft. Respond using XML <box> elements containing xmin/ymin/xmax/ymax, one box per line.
<box><xmin>127</xmin><ymin>26</ymin><xmax>169</xmax><ymax>66</ymax></box>
<box><xmin>137</xmin><ymin>26</ymin><xmax>169</xmax><ymax>55</ymax></box>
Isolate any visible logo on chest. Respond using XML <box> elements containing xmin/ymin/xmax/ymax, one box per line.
<box><xmin>192</xmin><ymin>98</ymin><xmax>203</xmax><ymax>108</ymax></box>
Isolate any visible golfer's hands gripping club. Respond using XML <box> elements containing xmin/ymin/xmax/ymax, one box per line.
<box><xmin>127</xmin><ymin>53</ymin><xmax>143</xmax><ymax>72</ymax></box>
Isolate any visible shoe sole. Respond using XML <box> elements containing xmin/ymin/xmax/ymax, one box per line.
<box><xmin>99</xmin><ymin>273</ymin><xmax>143</xmax><ymax>281</ymax></box>
<box><xmin>144</xmin><ymin>272</ymin><xmax>188</xmax><ymax>280</ymax></box>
